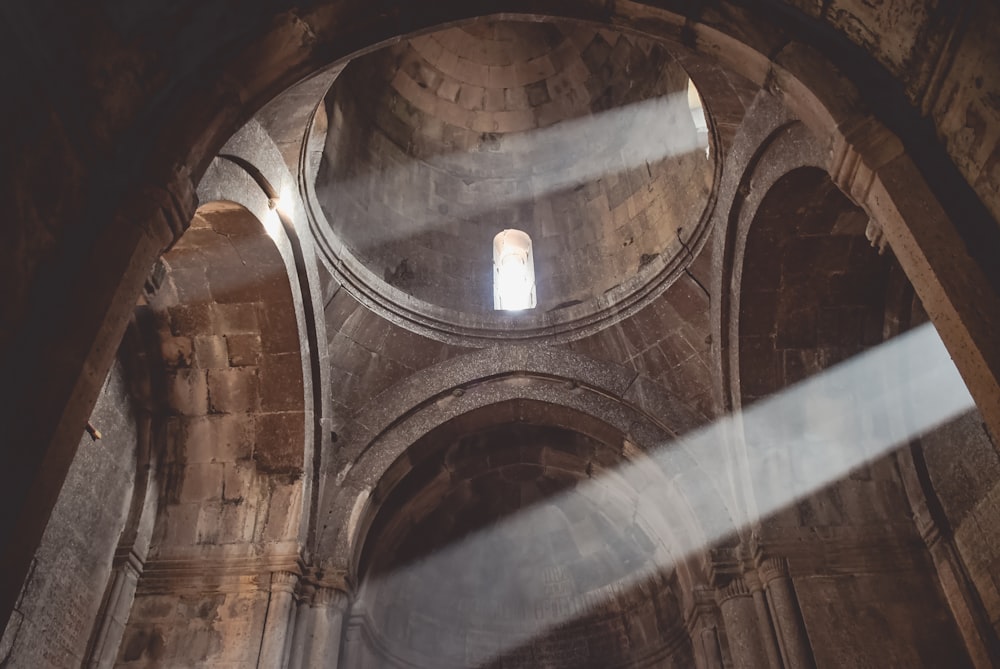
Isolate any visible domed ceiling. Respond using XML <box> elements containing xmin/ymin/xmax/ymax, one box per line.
<box><xmin>309</xmin><ymin>19</ymin><xmax>714</xmax><ymax>343</ymax></box>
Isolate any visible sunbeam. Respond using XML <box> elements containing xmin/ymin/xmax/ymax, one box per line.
<box><xmin>362</xmin><ymin>323</ymin><xmax>974</xmax><ymax>665</ymax></box>
<box><xmin>318</xmin><ymin>90</ymin><xmax>709</xmax><ymax>249</ymax></box>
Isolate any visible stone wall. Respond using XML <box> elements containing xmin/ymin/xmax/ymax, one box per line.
<box><xmin>923</xmin><ymin>413</ymin><xmax>1000</xmax><ymax>637</ymax></box>
<box><xmin>324</xmin><ymin>280</ymin><xmax>466</xmax><ymax>438</ymax></box>
<box><xmin>117</xmin><ymin>590</ymin><xmax>270</xmax><ymax>668</ymax></box>
<box><xmin>116</xmin><ymin>204</ymin><xmax>307</xmax><ymax>667</ymax></box>
<box><xmin>730</xmin><ymin>164</ymin><xmax>974</xmax><ymax>667</ymax></box>
<box><xmin>0</xmin><ymin>359</ymin><xmax>137</xmax><ymax>667</ymax></box>
<box><xmin>4</xmin><ymin>7</ymin><xmax>1000</xmax><ymax>642</ymax></box>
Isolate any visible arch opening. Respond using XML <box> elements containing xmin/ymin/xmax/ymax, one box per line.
<box><xmin>351</xmin><ymin>409</ymin><xmax>693</xmax><ymax>669</ymax></box>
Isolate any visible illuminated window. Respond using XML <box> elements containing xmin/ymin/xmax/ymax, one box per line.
<box><xmin>687</xmin><ymin>79</ymin><xmax>710</xmax><ymax>157</ymax></box>
<box><xmin>493</xmin><ymin>229</ymin><xmax>536</xmax><ymax>311</ymax></box>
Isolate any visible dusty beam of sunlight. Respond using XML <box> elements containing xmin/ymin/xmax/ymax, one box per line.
<box><xmin>322</xmin><ymin>91</ymin><xmax>708</xmax><ymax>246</ymax></box>
<box><xmin>363</xmin><ymin>323</ymin><xmax>975</xmax><ymax>663</ymax></box>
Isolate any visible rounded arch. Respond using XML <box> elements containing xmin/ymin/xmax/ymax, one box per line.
<box><xmin>737</xmin><ymin>166</ymin><xmax>889</xmax><ymax>406</ymax></box>
<box><xmin>347</xmin><ymin>403</ymin><xmax>694</xmax><ymax>668</ymax></box>
<box><xmin>713</xmin><ymin>90</ymin><xmax>828</xmax><ymax>414</ymax></box>
<box><xmin>78</xmin><ymin>0</ymin><xmax>1000</xmax><ymax>483</ymax></box>
<box><xmin>141</xmin><ymin>198</ymin><xmax>309</xmax><ymax>560</ymax></box>
<box><xmin>325</xmin><ymin>343</ymin><xmax>706</xmax><ymax>473</ymax></box>
<box><xmin>314</xmin><ymin>347</ymin><xmax>741</xmax><ymax>623</ymax></box>
<box><xmin>733</xmin><ymin>164</ymin><xmax>900</xmax><ymax>539</ymax></box>
<box><xmin>78</xmin><ymin>4</ymin><xmax>999</xmax><ymax>417</ymax></box>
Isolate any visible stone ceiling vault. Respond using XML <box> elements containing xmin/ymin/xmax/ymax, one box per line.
<box><xmin>309</xmin><ymin>19</ymin><xmax>716</xmax><ymax>342</ymax></box>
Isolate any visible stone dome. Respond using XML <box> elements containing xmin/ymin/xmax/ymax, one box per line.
<box><xmin>309</xmin><ymin>19</ymin><xmax>714</xmax><ymax>343</ymax></box>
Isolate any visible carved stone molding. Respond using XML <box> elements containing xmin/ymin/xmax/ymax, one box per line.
<box><xmin>312</xmin><ymin>585</ymin><xmax>349</xmax><ymax>610</ymax></box>
<box><xmin>757</xmin><ymin>557</ymin><xmax>790</xmax><ymax>584</ymax></box>
<box><xmin>752</xmin><ymin>528</ymin><xmax>926</xmax><ymax>578</ymax></box>
<box><xmin>112</xmin><ymin>546</ymin><xmax>144</xmax><ymax>578</ymax></box>
<box><xmin>865</xmin><ymin>218</ymin><xmax>889</xmax><ymax>255</ymax></box>
<box><xmin>742</xmin><ymin>570</ymin><xmax>764</xmax><ymax>593</ymax></box>
<box><xmin>705</xmin><ymin>544</ymin><xmax>741</xmax><ymax>589</ymax></box>
<box><xmin>830</xmin><ymin>116</ymin><xmax>903</xmax><ymax>209</ymax></box>
<box><xmin>683</xmin><ymin>585</ymin><xmax>721</xmax><ymax>636</ymax></box>
<box><xmin>137</xmin><ymin>552</ymin><xmax>303</xmax><ymax>595</ymax></box>
<box><xmin>270</xmin><ymin>570</ymin><xmax>300</xmax><ymax>594</ymax></box>
<box><xmin>716</xmin><ymin>577</ymin><xmax>751</xmax><ymax>604</ymax></box>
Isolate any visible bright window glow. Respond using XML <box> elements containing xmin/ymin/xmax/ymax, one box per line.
<box><xmin>493</xmin><ymin>229</ymin><xmax>536</xmax><ymax>311</ymax></box>
<box><xmin>687</xmin><ymin>79</ymin><xmax>710</xmax><ymax>158</ymax></box>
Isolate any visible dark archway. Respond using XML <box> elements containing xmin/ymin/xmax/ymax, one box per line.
<box><xmin>351</xmin><ymin>404</ymin><xmax>692</xmax><ymax>668</ymax></box>
<box><xmin>735</xmin><ymin>167</ymin><xmax>970</xmax><ymax>668</ymax></box>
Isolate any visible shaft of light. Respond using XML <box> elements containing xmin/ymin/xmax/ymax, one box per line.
<box><xmin>364</xmin><ymin>323</ymin><xmax>975</xmax><ymax>663</ymax></box>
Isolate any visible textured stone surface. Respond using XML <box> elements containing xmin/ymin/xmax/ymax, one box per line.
<box><xmin>0</xmin><ymin>360</ymin><xmax>137</xmax><ymax>668</ymax></box>
<box><xmin>355</xmin><ymin>423</ymin><xmax>689</xmax><ymax>668</ymax></box>
<box><xmin>2</xmin><ymin>4</ymin><xmax>1000</xmax><ymax>669</ymax></box>
<box><xmin>312</xmin><ymin>20</ymin><xmax>714</xmax><ymax>339</ymax></box>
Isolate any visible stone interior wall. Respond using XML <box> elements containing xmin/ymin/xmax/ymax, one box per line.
<box><xmin>824</xmin><ymin>0</ymin><xmax>1000</xmax><ymax>228</ymax></box>
<box><xmin>0</xmin><ymin>359</ymin><xmax>138</xmax><ymax>668</ymax></box>
<box><xmin>932</xmin><ymin>3</ymin><xmax>1000</xmax><ymax>223</ymax></box>
<box><xmin>2</xmin><ymin>4</ymin><xmax>1000</xmax><ymax>668</ymax></box>
<box><xmin>737</xmin><ymin>167</ymin><xmax>974</xmax><ymax>666</ymax></box>
<box><xmin>117</xmin><ymin>590</ymin><xmax>269</xmax><ymax>668</ymax></box>
<box><xmin>2</xmin><ymin>17</ymin><xmax>999</xmax><ymax>636</ymax></box>
<box><xmin>323</xmin><ymin>276</ymin><xmax>467</xmax><ymax>438</ymax></box>
<box><xmin>890</xmin><ymin>296</ymin><xmax>1000</xmax><ymax>644</ymax></box>
<box><xmin>116</xmin><ymin>206</ymin><xmax>306</xmax><ymax>668</ymax></box>
<box><xmin>321</xmin><ymin>247</ymin><xmax>715</xmax><ymax>461</ymax></box>
<box><xmin>914</xmin><ymin>275</ymin><xmax>1000</xmax><ymax>642</ymax></box>
<box><xmin>566</xmin><ymin>232</ymin><xmax>716</xmax><ymax>426</ymax></box>
<box><xmin>146</xmin><ymin>207</ymin><xmax>305</xmax><ymax>551</ymax></box>
<box><xmin>794</xmin><ymin>567</ymin><xmax>971</xmax><ymax>667</ymax></box>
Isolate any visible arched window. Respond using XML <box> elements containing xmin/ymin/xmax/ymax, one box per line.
<box><xmin>493</xmin><ymin>229</ymin><xmax>536</xmax><ymax>311</ymax></box>
<box><xmin>687</xmin><ymin>79</ymin><xmax>710</xmax><ymax>157</ymax></box>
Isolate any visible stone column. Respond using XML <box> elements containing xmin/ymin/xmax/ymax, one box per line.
<box><xmin>286</xmin><ymin>585</ymin><xmax>315</xmax><ymax>669</ymax></box>
<box><xmin>87</xmin><ymin>549</ymin><xmax>143</xmax><ymax>669</ymax></box>
<box><xmin>686</xmin><ymin>590</ymin><xmax>724</xmax><ymax>669</ymax></box>
<box><xmin>747</xmin><ymin>573</ymin><xmax>783</xmax><ymax>669</ymax></box>
<box><xmin>258</xmin><ymin>570</ymin><xmax>299</xmax><ymax>668</ymax></box>
<box><xmin>306</xmin><ymin>587</ymin><xmax>350</xmax><ymax>668</ymax></box>
<box><xmin>759</xmin><ymin>557</ymin><xmax>815</xmax><ymax>669</ymax></box>
<box><xmin>699</xmin><ymin>627</ymin><xmax>725</xmax><ymax>669</ymax></box>
<box><xmin>896</xmin><ymin>444</ymin><xmax>1000</xmax><ymax>668</ymax></box>
<box><xmin>339</xmin><ymin>604</ymin><xmax>368</xmax><ymax>669</ymax></box>
<box><xmin>717</xmin><ymin>577</ymin><xmax>771</xmax><ymax>669</ymax></box>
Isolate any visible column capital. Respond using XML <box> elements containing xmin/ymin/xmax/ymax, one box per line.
<box><xmin>757</xmin><ymin>556</ymin><xmax>790</xmax><ymax>584</ymax></box>
<box><xmin>741</xmin><ymin>570</ymin><xmax>764</xmax><ymax>593</ymax></box>
<box><xmin>313</xmin><ymin>585</ymin><xmax>350</xmax><ymax>611</ymax></box>
<box><xmin>112</xmin><ymin>546</ymin><xmax>145</xmax><ymax>578</ymax></box>
<box><xmin>705</xmin><ymin>545</ymin><xmax>741</xmax><ymax>589</ymax></box>
<box><xmin>270</xmin><ymin>570</ymin><xmax>300</xmax><ymax>594</ymax></box>
<box><xmin>683</xmin><ymin>585</ymin><xmax>721</xmax><ymax>635</ymax></box>
<box><xmin>830</xmin><ymin>114</ymin><xmax>904</xmax><ymax>210</ymax></box>
<box><xmin>716</xmin><ymin>577</ymin><xmax>751</xmax><ymax>604</ymax></box>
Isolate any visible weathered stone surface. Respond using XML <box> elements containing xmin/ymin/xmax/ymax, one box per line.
<box><xmin>3</xmin><ymin>4</ymin><xmax>1000</xmax><ymax>669</ymax></box>
<box><xmin>0</xmin><ymin>360</ymin><xmax>137</xmax><ymax>668</ymax></box>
